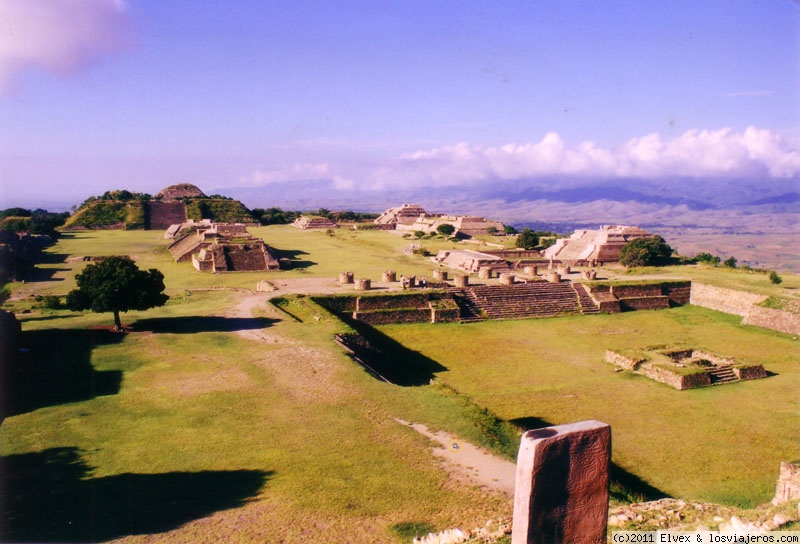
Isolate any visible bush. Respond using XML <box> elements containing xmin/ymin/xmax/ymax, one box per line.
<box><xmin>723</xmin><ymin>256</ymin><xmax>738</xmax><ymax>268</ymax></box>
<box><xmin>695</xmin><ymin>252</ymin><xmax>721</xmax><ymax>266</ymax></box>
<box><xmin>436</xmin><ymin>223</ymin><xmax>455</xmax><ymax>236</ymax></box>
<box><xmin>515</xmin><ymin>228</ymin><xmax>538</xmax><ymax>250</ymax></box>
<box><xmin>504</xmin><ymin>225</ymin><xmax>518</xmax><ymax>235</ymax></box>
<box><xmin>769</xmin><ymin>271</ymin><xmax>783</xmax><ymax>285</ymax></box>
<box><xmin>619</xmin><ymin>236</ymin><xmax>674</xmax><ymax>267</ymax></box>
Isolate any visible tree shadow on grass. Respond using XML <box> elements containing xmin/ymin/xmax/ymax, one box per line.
<box><xmin>510</xmin><ymin>415</ymin><xmax>667</xmax><ymax>503</ymax></box>
<box><xmin>130</xmin><ymin>316</ymin><xmax>280</xmax><ymax>334</ymax></box>
<box><xmin>1</xmin><ymin>447</ymin><xmax>272</xmax><ymax>542</ymax></box>
<box><xmin>2</xmin><ymin>329</ymin><xmax>125</xmax><ymax>420</ymax></box>
<box><xmin>342</xmin><ymin>321</ymin><xmax>448</xmax><ymax>386</ymax></box>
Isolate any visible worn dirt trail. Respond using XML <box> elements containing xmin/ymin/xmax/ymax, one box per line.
<box><xmin>228</xmin><ymin>290</ymin><xmax>518</xmax><ymax>497</ymax></box>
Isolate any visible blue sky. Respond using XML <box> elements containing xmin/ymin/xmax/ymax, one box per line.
<box><xmin>1</xmin><ymin>0</ymin><xmax>798</xmax><ymax>209</ymax></box>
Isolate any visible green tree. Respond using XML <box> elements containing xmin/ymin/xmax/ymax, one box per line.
<box><xmin>516</xmin><ymin>228</ymin><xmax>539</xmax><ymax>250</ymax></box>
<box><xmin>618</xmin><ymin>236</ymin><xmax>674</xmax><ymax>267</ymax></box>
<box><xmin>503</xmin><ymin>225</ymin><xmax>518</xmax><ymax>235</ymax></box>
<box><xmin>66</xmin><ymin>256</ymin><xmax>168</xmax><ymax>330</ymax></box>
<box><xmin>769</xmin><ymin>270</ymin><xmax>783</xmax><ymax>285</ymax></box>
<box><xmin>695</xmin><ymin>252</ymin><xmax>721</xmax><ymax>266</ymax></box>
<box><xmin>436</xmin><ymin>223</ymin><xmax>456</xmax><ymax>236</ymax></box>
<box><xmin>723</xmin><ymin>256</ymin><xmax>738</xmax><ymax>268</ymax></box>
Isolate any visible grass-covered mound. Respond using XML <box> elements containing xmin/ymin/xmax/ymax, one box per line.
<box><xmin>64</xmin><ymin>199</ymin><xmax>146</xmax><ymax>230</ymax></box>
<box><xmin>184</xmin><ymin>198</ymin><xmax>254</xmax><ymax>223</ymax></box>
<box><xmin>63</xmin><ymin>196</ymin><xmax>255</xmax><ymax>230</ymax></box>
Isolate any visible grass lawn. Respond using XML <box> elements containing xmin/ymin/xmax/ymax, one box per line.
<box><xmin>376</xmin><ymin>307</ymin><xmax>799</xmax><ymax>507</ymax></box>
<box><xmin>3</xmin><ymin>227</ymin><xmax>799</xmax><ymax>541</ymax></box>
<box><xmin>2</xmin><ymin>289</ymin><xmax>511</xmax><ymax>543</ymax></box>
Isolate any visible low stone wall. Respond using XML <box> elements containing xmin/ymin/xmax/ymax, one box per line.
<box><xmin>692</xmin><ymin>350</ymin><xmax>734</xmax><ymax>366</ymax></box>
<box><xmin>644</xmin><ymin>366</ymin><xmax>711</xmax><ymax>390</ymax></box>
<box><xmin>742</xmin><ymin>306</ymin><xmax>800</xmax><ymax>335</ymax></box>
<box><xmin>354</xmin><ymin>308</ymin><xmax>431</xmax><ymax>325</ymax></box>
<box><xmin>619</xmin><ymin>296</ymin><xmax>670</xmax><ymax>311</ymax></box>
<box><xmin>663</xmin><ymin>283</ymin><xmax>692</xmax><ymax>306</ymax></box>
<box><xmin>603</xmin><ymin>350</ymin><xmax>644</xmax><ymax>371</ymax></box>
<box><xmin>355</xmin><ymin>293</ymin><xmax>430</xmax><ymax>311</ymax></box>
<box><xmin>690</xmin><ymin>283</ymin><xmax>767</xmax><ymax>317</ymax></box>
<box><xmin>610</xmin><ymin>284</ymin><xmax>663</xmax><ymax>298</ymax></box>
<box><xmin>734</xmin><ymin>365</ymin><xmax>767</xmax><ymax>381</ymax></box>
<box><xmin>431</xmin><ymin>306</ymin><xmax>460</xmax><ymax>324</ymax></box>
<box><xmin>773</xmin><ymin>462</ymin><xmax>800</xmax><ymax>505</ymax></box>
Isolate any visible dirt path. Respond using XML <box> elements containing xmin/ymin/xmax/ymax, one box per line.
<box><xmin>226</xmin><ymin>290</ymin><xmax>519</xmax><ymax>497</ymax></box>
<box><xmin>396</xmin><ymin>419</ymin><xmax>517</xmax><ymax>497</ymax></box>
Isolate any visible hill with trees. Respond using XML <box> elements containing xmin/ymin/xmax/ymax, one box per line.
<box><xmin>63</xmin><ymin>185</ymin><xmax>255</xmax><ymax>230</ymax></box>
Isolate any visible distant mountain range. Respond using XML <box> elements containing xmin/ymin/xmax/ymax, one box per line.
<box><xmin>223</xmin><ymin>176</ymin><xmax>800</xmax><ymax>216</ymax></box>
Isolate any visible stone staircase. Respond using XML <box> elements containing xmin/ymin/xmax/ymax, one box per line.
<box><xmin>708</xmin><ymin>365</ymin><xmax>738</xmax><ymax>385</ymax></box>
<box><xmin>455</xmin><ymin>282</ymin><xmax>589</xmax><ymax>320</ymax></box>
<box><xmin>572</xmin><ymin>283</ymin><xmax>600</xmax><ymax>314</ymax></box>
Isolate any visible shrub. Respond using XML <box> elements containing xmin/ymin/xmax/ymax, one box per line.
<box><xmin>769</xmin><ymin>270</ymin><xmax>783</xmax><ymax>285</ymax></box>
<box><xmin>619</xmin><ymin>236</ymin><xmax>673</xmax><ymax>267</ymax></box>
<box><xmin>436</xmin><ymin>223</ymin><xmax>455</xmax><ymax>236</ymax></box>
<box><xmin>414</xmin><ymin>230</ymin><xmax>425</xmax><ymax>238</ymax></box>
<box><xmin>695</xmin><ymin>252</ymin><xmax>721</xmax><ymax>266</ymax></box>
<box><xmin>723</xmin><ymin>256</ymin><xmax>738</xmax><ymax>268</ymax></box>
<box><xmin>515</xmin><ymin>228</ymin><xmax>538</xmax><ymax>250</ymax></box>
<box><xmin>504</xmin><ymin>225</ymin><xmax>518</xmax><ymax>235</ymax></box>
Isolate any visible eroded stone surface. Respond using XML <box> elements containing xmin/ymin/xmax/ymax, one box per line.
<box><xmin>512</xmin><ymin>420</ymin><xmax>611</xmax><ymax>544</ymax></box>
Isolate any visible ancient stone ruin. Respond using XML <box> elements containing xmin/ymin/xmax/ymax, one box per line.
<box><xmin>773</xmin><ymin>462</ymin><xmax>800</xmax><ymax>505</ymax></box>
<box><xmin>434</xmin><ymin>249</ymin><xmax>511</xmax><ymax>275</ymax></box>
<box><xmin>166</xmin><ymin>222</ymin><xmax>287</xmax><ymax>272</ymax></box>
<box><xmin>376</xmin><ymin>203</ymin><xmax>504</xmax><ymax>238</ymax></box>
<box><xmin>512</xmin><ymin>420</ymin><xmax>610</xmax><ymax>544</ymax></box>
<box><xmin>543</xmin><ymin>225</ymin><xmax>654</xmax><ymax>264</ymax></box>
<box><xmin>604</xmin><ymin>347</ymin><xmax>766</xmax><ymax>389</ymax></box>
<box><xmin>291</xmin><ymin>215</ymin><xmax>337</xmax><ymax>229</ymax></box>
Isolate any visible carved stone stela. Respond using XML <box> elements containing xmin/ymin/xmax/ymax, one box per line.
<box><xmin>512</xmin><ymin>420</ymin><xmax>611</xmax><ymax>544</ymax></box>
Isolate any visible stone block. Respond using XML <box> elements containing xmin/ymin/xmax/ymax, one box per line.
<box><xmin>512</xmin><ymin>420</ymin><xmax>611</xmax><ymax>544</ymax></box>
<box><xmin>453</xmin><ymin>274</ymin><xmax>469</xmax><ymax>287</ymax></box>
<box><xmin>547</xmin><ymin>272</ymin><xmax>561</xmax><ymax>283</ymax></box>
<box><xmin>433</xmin><ymin>269</ymin><xmax>448</xmax><ymax>281</ymax></box>
<box><xmin>500</xmin><ymin>273</ymin><xmax>516</xmax><ymax>285</ymax></box>
<box><xmin>355</xmin><ymin>278</ymin><xmax>371</xmax><ymax>290</ymax></box>
<box><xmin>479</xmin><ymin>267</ymin><xmax>492</xmax><ymax>279</ymax></box>
<box><xmin>382</xmin><ymin>270</ymin><xmax>397</xmax><ymax>282</ymax></box>
<box><xmin>339</xmin><ymin>271</ymin><xmax>354</xmax><ymax>284</ymax></box>
<box><xmin>524</xmin><ymin>265</ymin><xmax>538</xmax><ymax>276</ymax></box>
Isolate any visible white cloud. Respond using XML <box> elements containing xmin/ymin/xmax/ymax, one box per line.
<box><xmin>376</xmin><ymin>127</ymin><xmax>800</xmax><ymax>187</ymax></box>
<box><xmin>240</xmin><ymin>127</ymin><xmax>800</xmax><ymax>192</ymax></box>
<box><xmin>0</xmin><ymin>0</ymin><xmax>133</xmax><ymax>94</ymax></box>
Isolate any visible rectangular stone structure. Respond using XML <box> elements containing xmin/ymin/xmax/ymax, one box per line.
<box><xmin>512</xmin><ymin>420</ymin><xmax>611</xmax><ymax>544</ymax></box>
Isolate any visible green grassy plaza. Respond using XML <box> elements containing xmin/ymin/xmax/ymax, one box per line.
<box><xmin>2</xmin><ymin>227</ymin><xmax>798</xmax><ymax>542</ymax></box>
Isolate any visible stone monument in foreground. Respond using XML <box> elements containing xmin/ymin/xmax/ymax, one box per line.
<box><xmin>512</xmin><ymin>420</ymin><xmax>611</xmax><ymax>544</ymax></box>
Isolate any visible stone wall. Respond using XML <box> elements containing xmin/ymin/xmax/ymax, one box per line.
<box><xmin>610</xmin><ymin>284</ymin><xmax>664</xmax><ymax>298</ymax></box>
<box><xmin>742</xmin><ymin>306</ymin><xmax>800</xmax><ymax>335</ymax></box>
<box><xmin>619</xmin><ymin>297</ymin><xmax>670</xmax><ymax>311</ymax></box>
<box><xmin>353</xmin><ymin>308</ymin><xmax>431</xmax><ymax>325</ymax></box>
<box><xmin>690</xmin><ymin>283</ymin><xmax>767</xmax><ymax>317</ymax></box>
<box><xmin>773</xmin><ymin>462</ymin><xmax>800</xmax><ymax>505</ymax></box>
<box><xmin>355</xmin><ymin>293</ymin><xmax>430</xmax><ymax>312</ymax></box>
<box><xmin>734</xmin><ymin>365</ymin><xmax>768</xmax><ymax>381</ymax></box>
<box><xmin>643</xmin><ymin>365</ymin><xmax>711</xmax><ymax>390</ymax></box>
<box><xmin>603</xmin><ymin>350</ymin><xmax>644</xmax><ymax>371</ymax></box>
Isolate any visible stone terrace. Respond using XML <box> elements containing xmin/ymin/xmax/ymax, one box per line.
<box><xmin>453</xmin><ymin>281</ymin><xmax>600</xmax><ymax>321</ymax></box>
<box><xmin>146</xmin><ymin>201</ymin><xmax>187</xmax><ymax>230</ymax></box>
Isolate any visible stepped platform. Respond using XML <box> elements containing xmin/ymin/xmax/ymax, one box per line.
<box><xmin>452</xmin><ymin>281</ymin><xmax>599</xmax><ymax>321</ymax></box>
<box><xmin>147</xmin><ymin>201</ymin><xmax>187</xmax><ymax>230</ymax></box>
